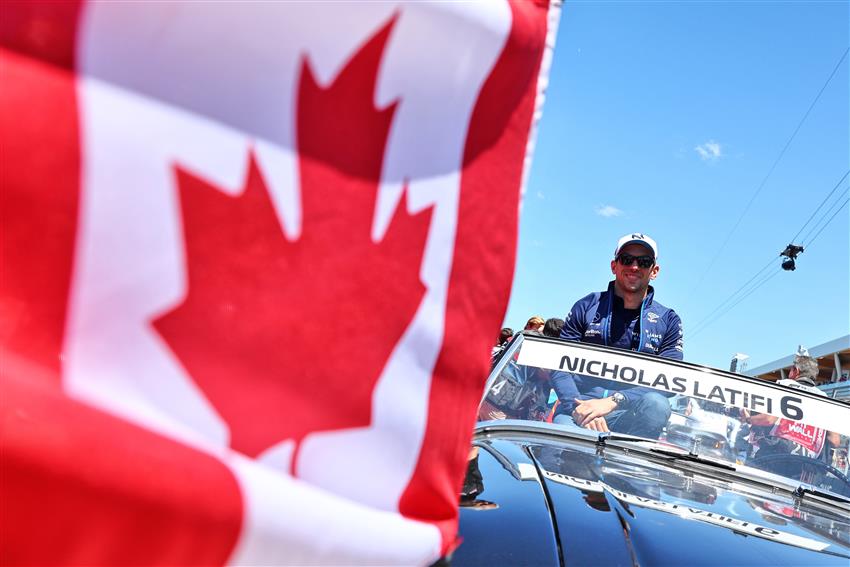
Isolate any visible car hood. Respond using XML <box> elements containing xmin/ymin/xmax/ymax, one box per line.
<box><xmin>458</xmin><ymin>432</ymin><xmax>850</xmax><ymax>566</ymax></box>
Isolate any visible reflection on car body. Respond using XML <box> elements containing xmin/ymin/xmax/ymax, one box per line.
<box><xmin>453</xmin><ymin>333</ymin><xmax>850</xmax><ymax>566</ymax></box>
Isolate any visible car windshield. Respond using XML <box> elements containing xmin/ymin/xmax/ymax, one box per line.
<box><xmin>480</xmin><ymin>334</ymin><xmax>850</xmax><ymax>497</ymax></box>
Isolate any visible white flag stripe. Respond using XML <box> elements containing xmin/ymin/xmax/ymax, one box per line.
<box><xmin>228</xmin><ymin>454</ymin><xmax>441</xmax><ymax>566</ymax></box>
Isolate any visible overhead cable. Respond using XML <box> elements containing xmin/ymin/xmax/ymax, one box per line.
<box><xmin>789</xmin><ymin>169</ymin><xmax>849</xmax><ymax>244</ymax></box>
<box><xmin>688</xmin><ymin>255</ymin><xmax>777</xmax><ymax>336</ymax></box>
<box><xmin>690</xmin><ymin>267</ymin><xmax>782</xmax><ymax>339</ymax></box>
<box><xmin>804</xmin><ymin>197</ymin><xmax>849</xmax><ymax>249</ymax></box>
<box><xmin>690</xmin><ymin>169</ymin><xmax>849</xmax><ymax>339</ymax></box>
<box><xmin>691</xmin><ymin>47</ymin><xmax>849</xmax><ymax>293</ymax></box>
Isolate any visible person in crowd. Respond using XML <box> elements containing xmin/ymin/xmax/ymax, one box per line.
<box><xmin>543</xmin><ymin>317</ymin><xmax>564</xmax><ymax>338</ymax></box>
<box><xmin>498</xmin><ymin>327</ymin><xmax>514</xmax><ymax>345</ymax></box>
<box><xmin>745</xmin><ymin>346</ymin><xmax>841</xmax><ymax>462</ymax></box>
<box><xmin>491</xmin><ymin>327</ymin><xmax>514</xmax><ymax>357</ymax></box>
<box><xmin>488</xmin><ymin>316</ymin><xmax>542</xmax><ymax>373</ymax></box>
<box><xmin>459</xmin><ymin>446</ymin><xmax>498</xmax><ymax>510</ymax></box>
<box><xmin>551</xmin><ymin>233</ymin><xmax>683</xmax><ymax>439</ymax></box>
<box><xmin>490</xmin><ymin>327</ymin><xmax>516</xmax><ymax>368</ymax></box>
<box><xmin>482</xmin><ymin>330</ymin><xmax>552</xmax><ymax>421</ymax></box>
<box><xmin>524</xmin><ymin>316</ymin><xmax>545</xmax><ymax>332</ymax></box>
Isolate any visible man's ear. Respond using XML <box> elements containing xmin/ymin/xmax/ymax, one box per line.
<box><xmin>650</xmin><ymin>264</ymin><xmax>660</xmax><ymax>280</ymax></box>
<box><xmin>610</xmin><ymin>259</ymin><xmax>617</xmax><ymax>273</ymax></box>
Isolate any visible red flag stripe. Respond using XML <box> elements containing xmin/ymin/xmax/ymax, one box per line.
<box><xmin>0</xmin><ymin>0</ymin><xmax>80</xmax><ymax>70</ymax></box>
<box><xmin>0</xmin><ymin>371</ymin><xmax>242</xmax><ymax>565</ymax></box>
<box><xmin>0</xmin><ymin>1</ymin><xmax>81</xmax><ymax>387</ymax></box>
<box><xmin>398</xmin><ymin>0</ymin><xmax>551</xmax><ymax>550</ymax></box>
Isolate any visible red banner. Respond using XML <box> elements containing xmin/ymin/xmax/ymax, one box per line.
<box><xmin>771</xmin><ymin>420</ymin><xmax>827</xmax><ymax>457</ymax></box>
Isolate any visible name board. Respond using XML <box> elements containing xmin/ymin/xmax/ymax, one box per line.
<box><xmin>517</xmin><ymin>341</ymin><xmax>850</xmax><ymax>437</ymax></box>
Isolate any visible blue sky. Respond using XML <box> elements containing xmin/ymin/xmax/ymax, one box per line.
<box><xmin>504</xmin><ymin>1</ymin><xmax>849</xmax><ymax>371</ymax></box>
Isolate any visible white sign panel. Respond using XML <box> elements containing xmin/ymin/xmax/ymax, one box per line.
<box><xmin>517</xmin><ymin>341</ymin><xmax>850</xmax><ymax>437</ymax></box>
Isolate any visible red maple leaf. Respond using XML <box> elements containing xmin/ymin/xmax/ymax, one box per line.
<box><xmin>153</xmin><ymin>17</ymin><xmax>432</xmax><ymax>459</ymax></box>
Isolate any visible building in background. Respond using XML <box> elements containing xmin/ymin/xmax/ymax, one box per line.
<box><xmin>730</xmin><ymin>353</ymin><xmax>749</xmax><ymax>373</ymax></box>
<box><xmin>745</xmin><ymin>335</ymin><xmax>850</xmax><ymax>401</ymax></box>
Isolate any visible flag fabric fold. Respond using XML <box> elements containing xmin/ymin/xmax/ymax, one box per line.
<box><xmin>1</xmin><ymin>1</ymin><xmax>559</xmax><ymax>564</ymax></box>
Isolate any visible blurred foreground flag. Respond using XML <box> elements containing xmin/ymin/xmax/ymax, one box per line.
<box><xmin>0</xmin><ymin>1</ymin><xmax>559</xmax><ymax>564</ymax></box>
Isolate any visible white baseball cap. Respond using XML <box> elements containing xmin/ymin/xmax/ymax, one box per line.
<box><xmin>614</xmin><ymin>233</ymin><xmax>658</xmax><ymax>258</ymax></box>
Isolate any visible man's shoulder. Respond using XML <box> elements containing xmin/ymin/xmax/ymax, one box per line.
<box><xmin>570</xmin><ymin>291</ymin><xmax>603</xmax><ymax>312</ymax></box>
<box><xmin>561</xmin><ymin>291</ymin><xmax>605</xmax><ymax>339</ymax></box>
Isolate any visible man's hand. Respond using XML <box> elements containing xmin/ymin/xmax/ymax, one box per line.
<box><xmin>583</xmin><ymin>416</ymin><xmax>610</xmax><ymax>432</ymax></box>
<box><xmin>572</xmin><ymin>397</ymin><xmax>617</xmax><ymax>427</ymax></box>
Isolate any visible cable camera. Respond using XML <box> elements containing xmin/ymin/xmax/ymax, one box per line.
<box><xmin>780</xmin><ymin>243</ymin><xmax>804</xmax><ymax>271</ymax></box>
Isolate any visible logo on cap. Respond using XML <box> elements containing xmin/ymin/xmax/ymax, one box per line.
<box><xmin>615</xmin><ymin>232</ymin><xmax>658</xmax><ymax>259</ymax></box>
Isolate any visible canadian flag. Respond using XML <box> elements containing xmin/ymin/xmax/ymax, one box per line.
<box><xmin>0</xmin><ymin>1</ymin><xmax>559</xmax><ymax>564</ymax></box>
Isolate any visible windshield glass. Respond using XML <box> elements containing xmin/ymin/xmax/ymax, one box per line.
<box><xmin>481</xmin><ymin>334</ymin><xmax>850</xmax><ymax>497</ymax></box>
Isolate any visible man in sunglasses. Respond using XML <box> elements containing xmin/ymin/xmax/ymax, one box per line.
<box><xmin>550</xmin><ymin>233</ymin><xmax>683</xmax><ymax>439</ymax></box>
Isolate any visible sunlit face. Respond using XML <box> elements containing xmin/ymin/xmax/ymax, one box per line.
<box><xmin>611</xmin><ymin>243</ymin><xmax>659</xmax><ymax>295</ymax></box>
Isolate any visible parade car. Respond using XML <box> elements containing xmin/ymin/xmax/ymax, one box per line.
<box><xmin>453</xmin><ymin>333</ymin><xmax>850</xmax><ymax>566</ymax></box>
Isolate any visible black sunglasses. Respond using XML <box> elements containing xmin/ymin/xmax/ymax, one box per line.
<box><xmin>616</xmin><ymin>253</ymin><xmax>655</xmax><ymax>269</ymax></box>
